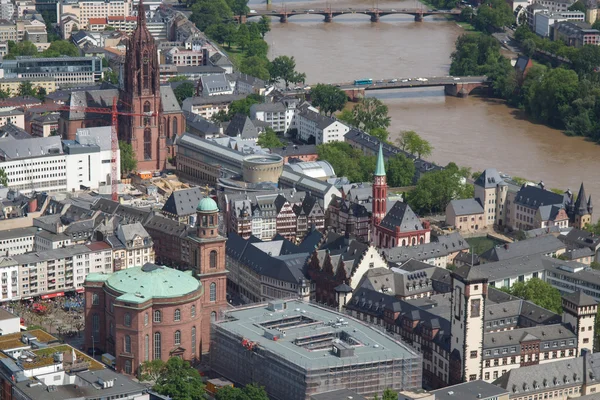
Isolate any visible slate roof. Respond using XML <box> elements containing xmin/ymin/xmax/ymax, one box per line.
<box><xmin>183</xmin><ymin>111</ymin><xmax>220</xmax><ymax>136</ymax></box>
<box><xmin>453</xmin><ymin>264</ymin><xmax>487</xmax><ymax>283</ymax></box>
<box><xmin>484</xmin><ymin>324</ymin><xmax>575</xmax><ymax>350</ymax></box>
<box><xmin>563</xmin><ymin>291</ymin><xmax>597</xmax><ymax>307</ymax></box>
<box><xmin>0</xmin><ymin>123</ymin><xmax>31</xmax><ymax>140</ymax></box>
<box><xmin>474</xmin><ymin>168</ymin><xmax>504</xmax><ymax>189</ymax></box>
<box><xmin>201</xmin><ymin>74</ymin><xmax>231</xmax><ymax>95</ymax></box>
<box><xmin>226</xmin><ymin>232</ymin><xmax>309</xmax><ymax>284</ymax></box>
<box><xmin>117</xmin><ymin>222</ymin><xmax>151</xmax><ymax>241</ymax></box>
<box><xmin>514</xmin><ymin>185</ymin><xmax>566</xmax><ymax>209</ymax></box>
<box><xmin>297</xmin><ymin>108</ymin><xmax>338</xmax><ymax>130</ymax></box>
<box><xmin>378</xmin><ymin>201</ymin><xmax>423</xmax><ymax>233</ymax></box>
<box><xmin>160</xmin><ymin>85</ymin><xmax>181</xmax><ymax>114</ymax></box>
<box><xmin>225</xmin><ymin>113</ymin><xmax>259</xmax><ymax>139</ymax></box>
<box><xmin>381</xmin><ymin>233</ymin><xmax>468</xmax><ymax>264</ymax></box>
<box><xmin>0</xmin><ymin>136</ymin><xmax>62</xmax><ymax>160</ymax></box>
<box><xmin>144</xmin><ymin>214</ymin><xmax>190</xmax><ymax>238</ymax></box>
<box><xmin>560</xmin><ymin>228</ymin><xmax>600</xmax><ymax>249</ymax></box>
<box><xmin>161</xmin><ymin>187</ymin><xmax>204</xmax><ymax>217</ymax></box>
<box><xmin>75</xmin><ymin>126</ymin><xmax>111</xmax><ymax>151</ymax></box>
<box><xmin>250</xmin><ymin>102</ymin><xmax>286</xmax><ymax>113</ymax></box>
<box><xmin>448</xmin><ymin>198</ymin><xmax>484</xmax><ymax>216</ymax></box>
<box><xmin>480</xmin><ymin>235</ymin><xmax>565</xmax><ymax>262</ymax></box>
<box><xmin>430</xmin><ymin>380</ymin><xmax>508</xmax><ymax>400</ymax></box>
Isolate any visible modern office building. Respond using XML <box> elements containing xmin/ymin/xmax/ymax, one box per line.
<box><xmin>0</xmin><ymin>56</ymin><xmax>103</xmax><ymax>87</ymax></box>
<box><xmin>211</xmin><ymin>300</ymin><xmax>422</xmax><ymax>400</ymax></box>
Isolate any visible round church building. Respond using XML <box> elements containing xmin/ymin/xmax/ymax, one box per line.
<box><xmin>84</xmin><ymin>263</ymin><xmax>203</xmax><ymax>375</ymax></box>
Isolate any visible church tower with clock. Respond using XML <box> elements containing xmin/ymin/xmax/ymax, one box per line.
<box><xmin>120</xmin><ymin>0</ymin><xmax>167</xmax><ymax>172</ymax></box>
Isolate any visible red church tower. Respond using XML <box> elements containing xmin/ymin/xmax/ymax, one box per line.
<box><xmin>120</xmin><ymin>0</ymin><xmax>167</xmax><ymax>172</ymax></box>
<box><xmin>372</xmin><ymin>143</ymin><xmax>388</xmax><ymax>228</ymax></box>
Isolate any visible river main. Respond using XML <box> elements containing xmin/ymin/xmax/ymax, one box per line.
<box><xmin>261</xmin><ymin>1</ymin><xmax>600</xmax><ymax>204</ymax></box>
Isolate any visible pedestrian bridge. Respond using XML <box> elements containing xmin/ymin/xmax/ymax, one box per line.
<box><xmin>238</xmin><ymin>8</ymin><xmax>462</xmax><ymax>23</ymax></box>
<box><xmin>288</xmin><ymin>76</ymin><xmax>490</xmax><ymax>100</ymax></box>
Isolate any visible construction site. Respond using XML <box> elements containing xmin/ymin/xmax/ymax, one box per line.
<box><xmin>210</xmin><ymin>300</ymin><xmax>422</xmax><ymax>400</ymax></box>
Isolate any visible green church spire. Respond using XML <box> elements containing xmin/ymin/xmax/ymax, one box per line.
<box><xmin>374</xmin><ymin>143</ymin><xmax>386</xmax><ymax>176</ymax></box>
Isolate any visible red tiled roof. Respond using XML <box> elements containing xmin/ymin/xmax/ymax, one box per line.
<box><xmin>88</xmin><ymin>18</ymin><xmax>107</xmax><ymax>25</ymax></box>
<box><xmin>107</xmin><ymin>16</ymin><xmax>136</xmax><ymax>21</ymax></box>
<box><xmin>86</xmin><ymin>241</ymin><xmax>112</xmax><ymax>251</ymax></box>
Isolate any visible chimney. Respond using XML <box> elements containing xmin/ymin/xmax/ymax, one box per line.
<box><xmin>28</xmin><ymin>197</ymin><xmax>37</xmax><ymax>213</ymax></box>
<box><xmin>583</xmin><ymin>348</ymin><xmax>591</xmax><ymax>383</ymax></box>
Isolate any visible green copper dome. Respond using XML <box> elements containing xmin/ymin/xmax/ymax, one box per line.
<box><xmin>197</xmin><ymin>197</ymin><xmax>218</xmax><ymax>212</ymax></box>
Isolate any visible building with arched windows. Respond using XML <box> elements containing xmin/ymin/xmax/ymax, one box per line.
<box><xmin>83</xmin><ymin>263</ymin><xmax>204</xmax><ymax>375</ymax></box>
<box><xmin>83</xmin><ymin>196</ymin><xmax>228</xmax><ymax>375</ymax></box>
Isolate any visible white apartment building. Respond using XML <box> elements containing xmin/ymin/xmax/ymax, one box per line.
<box><xmin>34</xmin><ymin>230</ymin><xmax>72</xmax><ymax>251</ymax></box>
<box><xmin>165</xmin><ymin>47</ymin><xmax>204</xmax><ymax>66</ymax></box>
<box><xmin>0</xmin><ymin>0</ymin><xmax>14</xmax><ymax>21</ymax></box>
<box><xmin>0</xmin><ymin>227</ymin><xmax>37</xmax><ymax>257</ymax></box>
<box><xmin>58</xmin><ymin>0</ymin><xmax>132</xmax><ymax>31</ymax></box>
<box><xmin>0</xmin><ymin>258</ymin><xmax>19</xmax><ymax>301</ymax></box>
<box><xmin>295</xmin><ymin>107</ymin><xmax>350</xmax><ymax>144</ymax></box>
<box><xmin>535</xmin><ymin>10</ymin><xmax>585</xmax><ymax>36</ymax></box>
<box><xmin>250</xmin><ymin>99</ymin><xmax>297</xmax><ymax>134</ymax></box>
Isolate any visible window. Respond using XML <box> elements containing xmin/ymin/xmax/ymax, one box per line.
<box><xmin>92</xmin><ymin>313</ymin><xmax>100</xmax><ymax>337</ymax></box>
<box><xmin>124</xmin><ymin>335</ymin><xmax>131</xmax><ymax>353</ymax></box>
<box><xmin>154</xmin><ymin>332</ymin><xmax>161</xmax><ymax>360</ymax></box>
<box><xmin>191</xmin><ymin>305</ymin><xmax>196</xmax><ymax>317</ymax></box>
<box><xmin>210</xmin><ymin>250</ymin><xmax>217</xmax><ymax>269</ymax></box>
<box><xmin>124</xmin><ymin>360</ymin><xmax>132</xmax><ymax>374</ymax></box>
<box><xmin>172</xmin><ymin>117</ymin><xmax>178</xmax><ymax>138</ymax></box>
<box><xmin>470</xmin><ymin>350</ymin><xmax>478</xmax><ymax>359</ymax></box>
<box><xmin>124</xmin><ymin>312</ymin><xmax>131</xmax><ymax>327</ymax></box>
<box><xmin>144</xmin><ymin>334</ymin><xmax>149</xmax><ymax>361</ymax></box>
<box><xmin>471</xmin><ymin>299</ymin><xmax>481</xmax><ymax>318</ymax></box>
<box><xmin>143</xmin><ymin>128</ymin><xmax>152</xmax><ymax>160</ymax></box>
<box><xmin>210</xmin><ymin>282</ymin><xmax>216</xmax><ymax>302</ymax></box>
<box><xmin>192</xmin><ymin>326</ymin><xmax>196</xmax><ymax>355</ymax></box>
<box><xmin>92</xmin><ymin>292</ymin><xmax>99</xmax><ymax>305</ymax></box>
<box><xmin>154</xmin><ymin>310</ymin><xmax>161</xmax><ymax>323</ymax></box>
<box><xmin>174</xmin><ymin>309</ymin><xmax>181</xmax><ymax>322</ymax></box>
<box><xmin>142</xmin><ymin>50</ymin><xmax>150</xmax><ymax>90</ymax></box>
<box><xmin>211</xmin><ymin>311</ymin><xmax>217</xmax><ymax>322</ymax></box>
<box><xmin>469</xmin><ymin>374</ymin><xmax>477</xmax><ymax>381</ymax></box>
<box><xmin>144</xmin><ymin>313</ymin><xmax>148</xmax><ymax>326</ymax></box>
<box><xmin>144</xmin><ymin>101</ymin><xmax>151</xmax><ymax>113</ymax></box>
<box><xmin>174</xmin><ymin>330</ymin><xmax>181</xmax><ymax>346</ymax></box>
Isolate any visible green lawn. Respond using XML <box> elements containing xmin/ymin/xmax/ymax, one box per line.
<box><xmin>466</xmin><ymin>236</ymin><xmax>502</xmax><ymax>256</ymax></box>
<box><xmin>222</xmin><ymin>46</ymin><xmax>244</xmax><ymax>69</ymax></box>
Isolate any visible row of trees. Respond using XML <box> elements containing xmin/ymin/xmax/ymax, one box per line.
<box><xmin>0</xmin><ymin>81</ymin><xmax>46</xmax><ymax>100</ymax></box>
<box><xmin>317</xmin><ymin>142</ymin><xmax>415</xmax><ymax>186</ymax></box>
<box><xmin>4</xmin><ymin>39</ymin><xmax>79</xmax><ymax>60</ymax></box>
<box><xmin>460</xmin><ymin>0</ymin><xmax>514</xmax><ymax>34</ymax></box>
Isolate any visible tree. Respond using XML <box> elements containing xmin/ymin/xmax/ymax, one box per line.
<box><xmin>119</xmin><ymin>141</ymin><xmax>137</xmax><ymax>176</ymax></box>
<box><xmin>258</xmin><ymin>16</ymin><xmax>271</xmax><ymax>38</ymax></box>
<box><xmin>212</xmin><ymin>109</ymin><xmax>230</xmax><ymax>123</ymax></box>
<box><xmin>407</xmin><ymin>136</ymin><xmax>433</xmax><ymax>159</ymax></box>
<box><xmin>382</xmin><ymin>389</ymin><xmax>397</xmax><ymax>400</ymax></box>
<box><xmin>317</xmin><ymin>142</ymin><xmax>373</xmax><ymax>183</ymax></box>
<box><xmin>102</xmin><ymin>70</ymin><xmax>119</xmax><ymax>84</ymax></box>
<box><xmin>168</xmin><ymin>75</ymin><xmax>190</xmax><ymax>82</ymax></box>
<box><xmin>246</xmin><ymin>38</ymin><xmax>268</xmax><ymax>58</ymax></box>
<box><xmin>407</xmin><ymin>164</ymin><xmax>472</xmax><ymax>214</ymax></box>
<box><xmin>270</xmin><ymin>55</ymin><xmax>306</xmax><ymax>88</ymax></box>
<box><xmin>503</xmin><ymin>278</ymin><xmax>563</xmax><ymax>314</ymax></box>
<box><xmin>370</xmin><ymin>127</ymin><xmax>389</xmax><ymax>142</ymax></box>
<box><xmin>336</xmin><ymin>109</ymin><xmax>354</xmax><ymax>125</ymax></box>
<box><xmin>310</xmin><ymin>84</ymin><xmax>347</xmax><ymax>116</ymax></box>
<box><xmin>386</xmin><ymin>154</ymin><xmax>415</xmax><ymax>187</ymax></box>
<box><xmin>36</xmin><ymin>87</ymin><xmax>47</xmax><ymax>100</ymax></box>
<box><xmin>0</xmin><ymin>168</ymin><xmax>7</xmax><ymax>187</ymax></box>
<box><xmin>257</xmin><ymin>128</ymin><xmax>283</xmax><ymax>148</ymax></box>
<box><xmin>18</xmin><ymin>81</ymin><xmax>36</xmax><ymax>97</ymax></box>
<box><xmin>173</xmin><ymin>82</ymin><xmax>195</xmax><ymax>105</ymax></box>
<box><xmin>190</xmin><ymin>0</ymin><xmax>233</xmax><ymax>31</ymax></box>
<box><xmin>0</xmin><ymin>88</ymin><xmax>10</xmax><ymax>99</ymax></box>
<box><xmin>351</xmin><ymin>97</ymin><xmax>391</xmax><ymax>132</ymax></box>
<box><xmin>234</xmin><ymin>23</ymin><xmax>251</xmax><ymax>50</ymax></box>
<box><xmin>525</xmin><ymin>68</ymin><xmax>579</xmax><ymax>128</ymax></box>
<box><xmin>521</xmin><ymin>38</ymin><xmax>537</xmax><ymax>57</ymax></box>
<box><xmin>460</xmin><ymin>6</ymin><xmax>473</xmax><ymax>21</ymax></box>
<box><xmin>227</xmin><ymin>0</ymin><xmax>249</xmax><ymax>15</ymax></box>
<box><xmin>568</xmin><ymin>0</ymin><xmax>586</xmax><ymax>12</ymax></box>
<box><xmin>4</xmin><ymin>40</ymin><xmax>38</xmax><ymax>59</ymax></box>
<box><xmin>472</xmin><ymin>0</ymin><xmax>514</xmax><ymax>33</ymax></box>
<box><xmin>396</xmin><ymin>130</ymin><xmax>418</xmax><ymax>152</ymax></box>
<box><xmin>228</xmin><ymin>94</ymin><xmax>262</xmax><ymax>117</ymax></box>
<box><xmin>593</xmin><ymin>19</ymin><xmax>600</xmax><ymax>31</ymax></box>
<box><xmin>215</xmin><ymin>384</ymin><xmax>269</xmax><ymax>400</ymax></box>
<box><xmin>42</xmin><ymin>40</ymin><xmax>79</xmax><ymax>57</ymax></box>
<box><xmin>241</xmin><ymin>55</ymin><xmax>270</xmax><ymax>81</ymax></box>
<box><xmin>152</xmin><ymin>357</ymin><xmax>205</xmax><ymax>400</ymax></box>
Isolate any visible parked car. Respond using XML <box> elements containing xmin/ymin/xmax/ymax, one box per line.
<box><xmin>390</xmin><ymin>78</ymin><xmax>398</xmax><ymax>83</ymax></box>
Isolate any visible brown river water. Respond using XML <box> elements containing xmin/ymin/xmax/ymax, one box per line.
<box><xmin>256</xmin><ymin>0</ymin><xmax>600</xmax><ymax>205</ymax></box>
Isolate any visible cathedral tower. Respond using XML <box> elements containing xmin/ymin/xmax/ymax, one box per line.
<box><xmin>121</xmin><ymin>0</ymin><xmax>166</xmax><ymax>172</ymax></box>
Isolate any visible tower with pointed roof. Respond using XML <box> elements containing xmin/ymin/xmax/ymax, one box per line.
<box><xmin>120</xmin><ymin>0</ymin><xmax>167</xmax><ymax>172</ymax></box>
<box><xmin>372</xmin><ymin>144</ymin><xmax>387</xmax><ymax>230</ymax></box>
<box><xmin>569</xmin><ymin>183</ymin><xmax>593</xmax><ymax>229</ymax></box>
<box><xmin>562</xmin><ymin>291</ymin><xmax>597</xmax><ymax>356</ymax></box>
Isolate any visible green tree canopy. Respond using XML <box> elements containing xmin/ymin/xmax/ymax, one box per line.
<box><xmin>0</xmin><ymin>88</ymin><xmax>10</xmax><ymax>99</ymax></box>
<box><xmin>257</xmin><ymin>128</ymin><xmax>284</xmax><ymax>148</ymax></box>
<box><xmin>215</xmin><ymin>383</ymin><xmax>269</xmax><ymax>400</ymax></box>
<box><xmin>5</xmin><ymin>40</ymin><xmax>38</xmax><ymax>59</ymax></box>
<box><xmin>386</xmin><ymin>154</ymin><xmax>416</xmax><ymax>187</ymax></box>
<box><xmin>406</xmin><ymin>163</ymin><xmax>473</xmax><ymax>214</ymax></box>
<box><xmin>152</xmin><ymin>357</ymin><xmax>206</xmax><ymax>400</ymax></box>
<box><xmin>241</xmin><ymin>55</ymin><xmax>271</xmax><ymax>81</ymax></box>
<box><xmin>370</xmin><ymin>127</ymin><xmax>389</xmax><ymax>142</ymax></box>
<box><xmin>502</xmin><ymin>278</ymin><xmax>563</xmax><ymax>314</ymax></box>
<box><xmin>246</xmin><ymin>38</ymin><xmax>269</xmax><ymax>58</ymax></box>
<box><xmin>190</xmin><ymin>0</ymin><xmax>233</xmax><ymax>31</ymax></box>
<box><xmin>258</xmin><ymin>16</ymin><xmax>271</xmax><ymax>38</ymax></box>
<box><xmin>139</xmin><ymin>359</ymin><xmax>164</xmax><ymax>382</ymax></box>
<box><xmin>18</xmin><ymin>81</ymin><xmax>36</xmax><ymax>97</ymax></box>
<box><xmin>350</xmin><ymin>97</ymin><xmax>391</xmax><ymax>132</ymax></box>
<box><xmin>173</xmin><ymin>82</ymin><xmax>195</xmax><ymax>106</ymax></box>
<box><xmin>270</xmin><ymin>55</ymin><xmax>306</xmax><ymax>88</ymax></box>
<box><xmin>42</xmin><ymin>40</ymin><xmax>79</xmax><ymax>57</ymax></box>
<box><xmin>398</xmin><ymin>130</ymin><xmax>433</xmax><ymax>159</ymax></box>
<box><xmin>228</xmin><ymin>94</ymin><xmax>262</xmax><ymax>117</ymax></box>
<box><xmin>382</xmin><ymin>388</ymin><xmax>397</xmax><ymax>400</ymax></box>
<box><xmin>473</xmin><ymin>0</ymin><xmax>514</xmax><ymax>33</ymax></box>
<box><xmin>310</xmin><ymin>84</ymin><xmax>347</xmax><ymax>116</ymax></box>
<box><xmin>317</xmin><ymin>142</ymin><xmax>375</xmax><ymax>183</ymax></box>
<box><xmin>0</xmin><ymin>168</ymin><xmax>8</xmax><ymax>186</ymax></box>
<box><xmin>568</xmin><ymin>0</ymin><xmax>586</xmax><ymax>12</ymax></box>
<box><xmin>119</xmin><ymin>141</ymin><xmax>137</xmax><ymax>176</ymax></box>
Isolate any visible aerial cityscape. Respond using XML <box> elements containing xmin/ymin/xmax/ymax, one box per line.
<box><xmin>0</xmin><ymin>0</ymin><xmax>598</xmax><ymax>398</ymax></box>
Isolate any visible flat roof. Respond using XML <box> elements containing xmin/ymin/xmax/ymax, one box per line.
<box><xmin>215</xmin><ymin>300</ymin><xmax>420</xmax><ymax>370</ymax></box>
<box><xmin>0</xmin><ymin>227</ymin><xmax>38</xmax><ymax>241</ymax></box>
<box><xmin>0</xmin><ymin>308</ymin><xmax>17</xmax><ymax>322</ymax></box>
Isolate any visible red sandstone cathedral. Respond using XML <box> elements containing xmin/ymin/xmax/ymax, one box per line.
<box><xmin>59</xmin><ymin>0</ymin><xmax>184</xmax><ymax>172</ymax></box>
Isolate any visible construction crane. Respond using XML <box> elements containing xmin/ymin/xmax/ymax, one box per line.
<box><xmin>58</xmin><ymin>97</ymin><xmax>155</xmax><ymax>201</ymax></box>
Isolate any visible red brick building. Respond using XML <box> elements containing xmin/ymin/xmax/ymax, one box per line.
<box><xmin>84</xmin><ymin>197</ymin><xmax>227</xmax><ymax>375</ymax></box>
